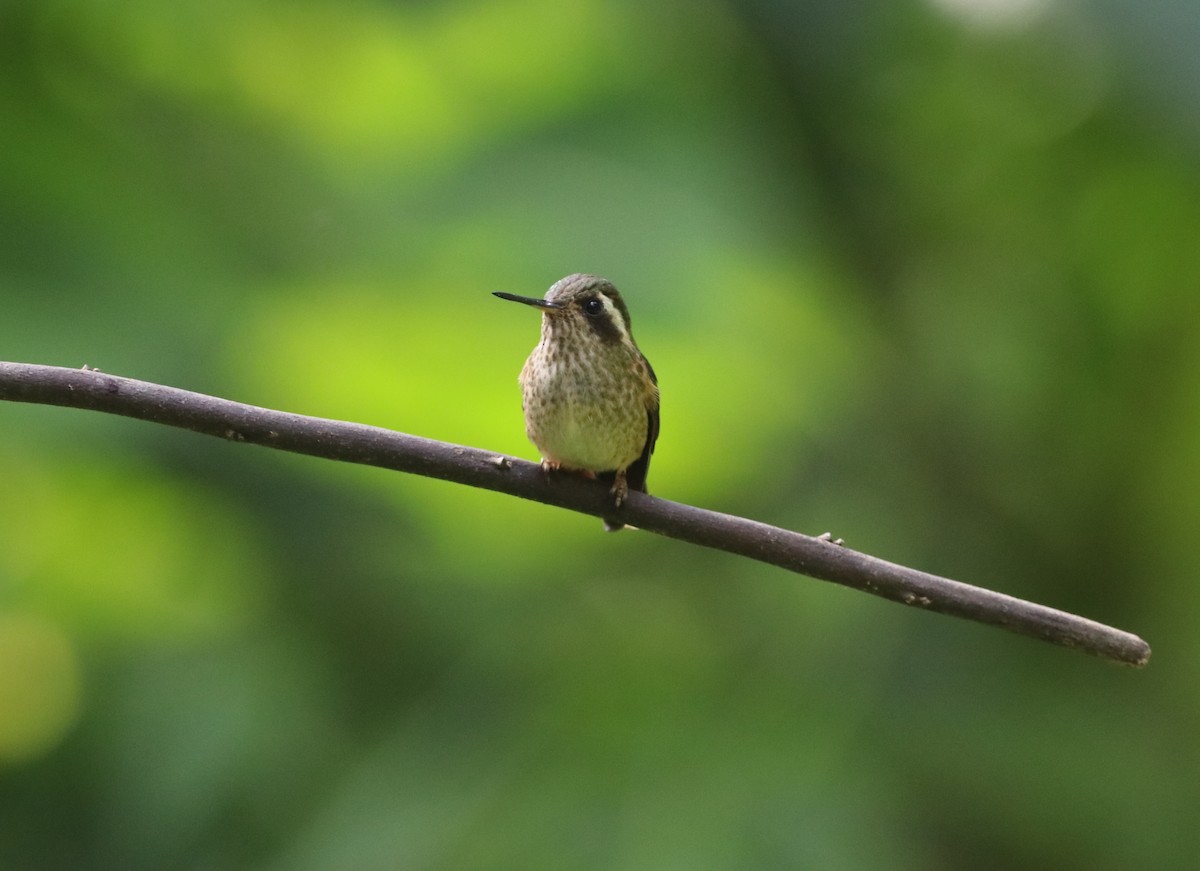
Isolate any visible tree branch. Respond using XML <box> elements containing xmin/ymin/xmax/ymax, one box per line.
<box><xmin>0</xmin><ymin>361</ymin><xmax>1151</xmax><ymax>667</ymax></box>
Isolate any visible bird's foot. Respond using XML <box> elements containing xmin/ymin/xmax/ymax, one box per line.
<box><xmin>610</xmin><ymin>470</ymin><xmax>629</xmax><ymax>508</ymax></box>
<box><xmin>817</xmin><ymin>532</ymin><xmax>845</xmax><ymax>547</ymax></box>
<box><xmin>540</xmin><ymin>459</ymin><xmax>597</xmax><ymax>480</ymax></box>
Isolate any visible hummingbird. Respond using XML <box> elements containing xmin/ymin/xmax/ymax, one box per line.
<box><xmin>494</xmin><ymin>274</ymin><xmax>660</xmax><ymax>531</ymax></box>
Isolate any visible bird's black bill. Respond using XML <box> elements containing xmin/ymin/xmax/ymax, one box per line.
<box><xmin>493</xmin><ymin>291</ymin><xmax>563</xmax><ymax>309</ymax></box>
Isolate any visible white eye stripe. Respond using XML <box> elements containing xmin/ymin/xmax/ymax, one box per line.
<box><xmin>593</xmin><ymin>294</ymin><xmax>628</xmax><ymax>339</ymax></box>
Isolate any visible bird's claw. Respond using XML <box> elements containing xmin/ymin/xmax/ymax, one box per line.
<box><xmin>610</xmin><ymin>471</ymin><xmax>629</xmax><ymax>508</ymax></box>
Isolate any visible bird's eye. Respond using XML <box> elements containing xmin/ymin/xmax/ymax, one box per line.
<box><xmin>582</xmin><ymin>298</ymin><xmax>604</xmax><ymax>317</ymax></box>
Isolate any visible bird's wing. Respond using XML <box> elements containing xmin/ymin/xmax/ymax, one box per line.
<box><xmin>624</xmin><ymin>354</ymin><xmax>659</xmax><ymax>494</ymax></box>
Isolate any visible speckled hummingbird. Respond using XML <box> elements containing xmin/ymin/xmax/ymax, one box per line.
<box><xmin>494</xmin><ymin>274</ymin><xmax>660</xmax><ymax>531</ymax></box>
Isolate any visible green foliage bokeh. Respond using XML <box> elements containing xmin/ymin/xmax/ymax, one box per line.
<box><xmin>2</xmin><ymin>1</ymin><xmax>1198</xmax><ymax>868</ymax></box>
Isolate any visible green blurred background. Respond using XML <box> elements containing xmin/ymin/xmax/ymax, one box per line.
<box><xmin>2</xmin><ymin>0</ymin><xmax>1197</xmax><ymax>867</ymax></box>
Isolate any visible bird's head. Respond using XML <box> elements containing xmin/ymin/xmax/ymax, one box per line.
<box><xmin>494</xmin><ymin>274</ymin><xmax>635</xmax><ymax>347</ymax></box>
